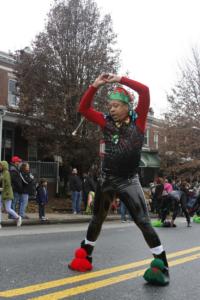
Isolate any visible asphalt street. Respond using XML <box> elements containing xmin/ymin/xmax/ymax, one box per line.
<box><xmin>0</xmin><ymin>218</ymin><xmax>200</xmax><ymax>300</ymax></box>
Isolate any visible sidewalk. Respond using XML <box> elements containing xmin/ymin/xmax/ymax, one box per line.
<box><xmin>1</xmin><ymin>212</ymin><xmax>157</xmax><ymax>227</ymax></box>
<box><xmin>0</xmin><ymin>212</ymin><xmax>121</xmax><ymax>227</ymax></box>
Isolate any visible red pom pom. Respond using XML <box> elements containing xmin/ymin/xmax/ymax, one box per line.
<box><xmin>68</xmin><ymin>248</ymin><xmax>93</xmax><ymax>272</ymax></box>
<box><xmin>75</xmin><ymin>248</ymin><xmax>87</xmax><ymax>259</ymax></box>
<box><xmin>69</xmin><ymin>257</ymin><xmax>92</xmax><ymax>272</ymax></box>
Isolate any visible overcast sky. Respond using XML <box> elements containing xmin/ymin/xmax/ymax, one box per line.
<box><xmin>1</xmin><ymin>0</ymin><xmax>200</xmax><ymax>116</ymax></box>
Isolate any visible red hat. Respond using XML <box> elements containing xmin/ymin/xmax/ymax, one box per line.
<box><xmin>11</xmin><ymin>156</ymin><xmax>22</xmax><ymax>163</ymax></box>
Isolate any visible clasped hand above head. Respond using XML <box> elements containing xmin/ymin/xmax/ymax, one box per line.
<box><xmin>92</xmin><ymin>73</ymin><xmax>121</xmax><ymax>88</ymax></box>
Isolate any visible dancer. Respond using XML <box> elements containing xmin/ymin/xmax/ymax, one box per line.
<box><xmin>161</xmin><ymin>190</ymin><xmax>191</xmax><ymax>227</ymax></box>
<box><xmin>69</xmin><ymin>73</ymin><xmax>169</xmax><ymax>285</ymax></box>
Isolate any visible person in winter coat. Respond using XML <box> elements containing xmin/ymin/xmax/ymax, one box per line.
<box><xmin>0</xmin><ymin>167</ymin><xmax>3</xmax><ymax>228</ymax></box>
<box><xmin>36</xmin><ymin>178</ymin><xmax>48</xmax><ymax>221</ymax></box>
<box><xmin>85</xmin><ymin>191</ymin><xmax>95</xmax><ymax>215</ymax></box>
<box><xmin>0</xmin><ymin>161</ymin><xmax>22</xmax><ymax>227</ymax></box>
<box><xmin>19</xmin><ymin>162</ymin><xmax>35</xmax><ymax>218</ymax></box>
<box><xmin>9</xmin><ymin>156</ymin><xmax>23</xmax><ymax>215</ymax></box>
<box><xmin>82</xmin><ymin>172</ymin><xmax>96</xmax><ymax>211</ymax></box>
<box><xmin>69</xmin><ymin>168</ymin><xmax>83</xmax><ymax>214</ymax></box>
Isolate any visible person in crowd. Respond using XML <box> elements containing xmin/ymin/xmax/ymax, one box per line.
<box><xmin>120</xmin><ymin>200</ymin><xmax>132</xmax><ymax>222</ymax></box>
<box><xmin>9</xmin><ymin>156</ymin><xmax>23</xmax><ymax>216</ymax></box>
<box><xmin>20</xmin><ymin>162</ymin><xmax>35</xmax><ymax>219</ymax></box>
<box><xmin>85</xmin><ymin>191</ymin><xmax>95</xmax><ymax>215</ymax></box>
<box><xmin>0</xmin><ymin>166</ymin><xmax>3</xmax><ymax>228</ymax></box>
<box><xmin>69</xmin><ymin>168</ymin><xmax>83</xmax><ymax>214</ymax></box>
<box><xmin>82</xmin><ymin>171</ymin><xmax>96</xmax><ymax>211</ymax></box>
<box><xmin>163</xmin><ymin>178</ymin><xmax>173</xmax><ymax>194</ymax></box>
<box><xmin>68</xmin><ymin>73</ymin><xmax>170</xmax><ymax>286</ymax></box>
<box><xmin>149</xmin><ymin>180</ymin><xmax>156</xmax><ymax>213</ymax></box>
<box><xmin>0</xmin><ymin>161</ymin><xmax>22</xmax><ymax>226</ymax></box>
<box><xmin>36</xmin><ymin>178</ymin><xmax>48</xmax><ymax>221</ymax></box>
<box><xmin>153</xmin><ymin>177</ymin><xmax>164</xmax><ymax>218</ymax></box>
<box><xmin>159</xmin><ymin>178</ymin><xmax>173</xmax><ymax>222</ymax></box>
<box><xmin>168</xmin><ymin>189</ymin><xmax>191</xmax><ymax>227</ymax></box>
<box><xmin>171</xmin><ymin>179</ymin><xmax>180</xmax><ymax>191</ymax></box>
<box><xmin>111</xmin><ymin>196</ymin><xmax>120</xmax><ymax>214</ymax></box>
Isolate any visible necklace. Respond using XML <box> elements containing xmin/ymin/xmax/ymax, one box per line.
<box><xmin>115</xmin><ymin>116</ymin><xmax>130</xmax><ymax>128</ymax></box>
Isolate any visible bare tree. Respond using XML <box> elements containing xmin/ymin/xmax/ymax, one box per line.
<box><xmin>167</xmin><ymin>47</ymin><xmax>200</xmax><ymax>125</ymax></box>
<box><xmin>14</xmin><ymin>0</ymin><xmax>120</xmax><ymax>170</ymax></box>
<box><xmin>159</xmin><ymin>47</ymin><xmax>200</xmax><ymax>175</ymax></box>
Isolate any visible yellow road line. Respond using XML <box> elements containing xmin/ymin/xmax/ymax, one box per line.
<box><xmin>1</xmin><ymin>245</ymin><xmax>200</xmax><ymax>298</ymax></box>
<box><xmin>29</xmin><ymin>253</ymin><xmax>200</xmax><ymax>300</ymax></box>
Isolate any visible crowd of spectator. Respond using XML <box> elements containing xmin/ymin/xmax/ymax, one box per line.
<box><xmin>149</xmin><ymin>176</ymin><xmax>200</xmax><ymax>227</ymax></box>
<box><xmin>2</xmin><ymin>157</ymin><xmax>200</xmax><ymax>229</ymax></box>
<box><xmin>0</xmin><ymin>156</ymin><xmax>49</xmax><ymax>228</ymax></box>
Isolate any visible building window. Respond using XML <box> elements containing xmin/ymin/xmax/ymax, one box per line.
<box><xmin>28</xmin><ymin>142</ymin><xmax>37</xmax><ymax>161</ymax></box>
<box><xmin>8</xmin><ymin>79</ymin><xmax>19</xmax><ymax>106</ymax></box>
<box><xmin>2</xmin><ymin>128</ymin><xmax>14</xmax><ymax>162</ymax></box>
<box><xmin>154</xmin><ymin>132</ymin><xmax>159</xmax><ymax>149</ymax></box>
<box><xmin>144</xmin><ymin>128</ymin><xmax>149</xmax><ymax>146</ymax></box>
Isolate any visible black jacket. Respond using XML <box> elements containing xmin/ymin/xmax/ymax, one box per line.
<box><xmin>20</xmin><ymin>171</ymin><xmax>36</xmax><ymax>196</ymax></box>
<box><xmin>69</xmin><ymin>175</ymin><xmax>82</xmax><ymax>192</ymax></box>
<box><xmin>9</xmin><ymin>163</ymin><xmax>23</xmax><ymax>193</ymax></box>
<box><xmin>36</xmin><ymin>186</ymin><xmax>48</xmax><ymax>204</ymax></box>
<box><xmin>82</xmin><ymin>176</ymin><xmax>96</xmax><ymax>194</ymax></box>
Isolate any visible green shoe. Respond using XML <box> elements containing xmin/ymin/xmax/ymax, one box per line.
<box><xmin>143</xmin><ymin>258</ymin><xmax>170</xmax><ymax>286</ymax></box>
<box><xmin>193</xmin><ymin>215</ymin><xmax>200</xmax><ymax>223</ymax></box>
<box><xmin>151</xmin><ymin>220</ymin><xmax>163</xmax><ymax>227</ymax></box>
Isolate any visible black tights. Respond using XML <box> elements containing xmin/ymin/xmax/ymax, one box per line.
<box><xmin>86</xmin><ymin>174</ymin><xmax>161</xmax><ymax>249</ymax></box>
<box><xmin>161</xmin><ymin>193</ymin><xmax>190</xmax><ymax>223</ymax></box>
<box><xmin>171</xmin><ymin>194</ymin><xmax>190</xmax><ymax>223</ymax></box>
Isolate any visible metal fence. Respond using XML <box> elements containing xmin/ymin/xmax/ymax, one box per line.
<box><xmin>28</xmin><ymin>161</ymin><xmax>59</xmax><ymax>180</ymax></box>
<box><xmin>28</xmin><ymin>161</ymin><xmax>59</xmax><ymax>194</ymax></box>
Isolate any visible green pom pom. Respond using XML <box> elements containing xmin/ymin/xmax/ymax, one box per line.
<box><xmin>151</xmin><ymin>220</ymin><xmax>163</xmax><ymax>227</ymax></box>
<box><xmin>143</xmin><ymin>259</ymin><xmax>169</xmax><ymax>286</ymax></box>
<box><xmin>143</xmin><ymin>268</ymin><xmax>167</xmax><ymax>285</ymax></box>
<box><xmin>151</xmin><ymin>258</ymin><xmax>165</xmax><ymax>270</ymax></box>
<box><xmin>193</xmin><ymin>215</ymin><xmax>200</xmax><ymax>223</ymax></box>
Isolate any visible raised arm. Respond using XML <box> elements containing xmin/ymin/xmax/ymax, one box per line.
<box><xmin>120</xmin><ymin>77</ymin><xmax>150</xmax><ymax>133</ymax></box>
<box><xmin>78</xmin><ymin>74</ymin><xmax>110</xmax><ymax>128</ymax></box>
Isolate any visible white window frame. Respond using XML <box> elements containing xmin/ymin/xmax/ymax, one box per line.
<box><xmin>8</xmin><ymin>78</ymin><xmax>19</xmax><ymax>107</ymax></box>
<box><xmin>144</xmin><ymin>128</ymin><xmax>149</xmax><ymax>147</ymax></box>
<box><xmin>28</xmin><ymin>142</ymin><xmax>38</xmax><ymax>161</ymax></box>
<box><xmin>154</xmin><ymin>131</ymin><xmax>159</xmax><ymax>149</ymax></box>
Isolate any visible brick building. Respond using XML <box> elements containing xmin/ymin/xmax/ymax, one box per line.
<box><xmin>139</xmin><ymin>109</ymin><xmax>161</xmax><ymax>185</ymax></box>
<box><xmin>0</xmin><ymin>51</ymin><xmax>59</xmax><ymax>196</ymax></box>
<box><xmin>0</xmin><ymin>51</ymin><xmax>30</xmax><ymax>162</ymax></box>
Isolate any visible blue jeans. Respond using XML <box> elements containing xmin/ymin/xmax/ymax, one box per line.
<box><xmin>72</xmin><ymin>191</ymin><xmax>82</xmax><ymax>213</ymax></box>
<box><xmin>120</xmin><ymin>201</ymin><xmax>131</xmax><ymax>221</ymax></box>
<box><xmin>10</xmin><ymin>192</ymin><xmax>22</xmax><ymax>219</ymax></box>
<box><xmin>19</xmin><ymin>194</ymin><xmax>29</xmax><ymax>217</ymax></box>
<box><xmin>0</xmin><ymin>194</ymin><xmax>2</xmax><ymax>223</ymax></box>
<box><xmin>12</xmin><ymin>192</ymin><xmax>21</xmax><ymax>211</ymax></box>
<box><xmin>38</xmin><ymin>203</ymin><xmax>46</xmax><ymax>219</ymax></box>
<box><xmin>5</xmin><ymin>200</ymin><xmax>19</xmax><ymax>219</ymax></box>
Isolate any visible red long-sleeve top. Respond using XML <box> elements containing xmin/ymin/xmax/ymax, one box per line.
<box><xmin>78</xmin><ymin>76</ymin><xmax>150</xmax><ymax>133</ymax></box>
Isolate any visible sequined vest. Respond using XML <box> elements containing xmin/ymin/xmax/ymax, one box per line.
<box><xmin>101</xmin><ymin>116</ymin><xmax>144</xmax><ymax>177</ymax></box>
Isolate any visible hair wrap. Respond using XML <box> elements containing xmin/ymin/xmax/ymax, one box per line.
<box><xmin>108</xmin><ymin>87</ymin><xmax>132</xmax><ymax>104</ymax></box>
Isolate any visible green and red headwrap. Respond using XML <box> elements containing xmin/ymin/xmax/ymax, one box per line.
<box><xmin>108</xmin><ymin>87</ymin><xmax>133</xmax><ymax>104</ymax></box>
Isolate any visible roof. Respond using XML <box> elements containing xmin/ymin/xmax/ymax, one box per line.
<box><xmin>0</xmin><ymin>51</ymin><xmax>15</xmax><ymax>66</ymax></box>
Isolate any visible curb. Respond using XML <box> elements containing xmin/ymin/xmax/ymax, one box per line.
<box><xmin>1</xmin><ymin>215</ymin><xmax>121</xmax><ymax>227</ymax></box>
